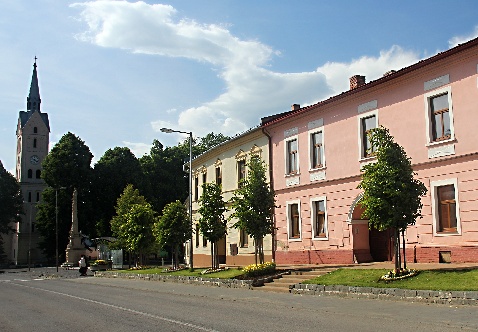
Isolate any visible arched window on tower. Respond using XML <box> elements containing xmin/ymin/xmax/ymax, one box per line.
<box><xmin>28</xmin><ymin>192</ymin><xmax>32</xmax><ymax>202</ymax></box>
<box><xmin>36</xmin><ymin>170</ymin><xmax>41</xmax><ymax>179</ymax></box>
<box><xmin>33</xmin><ymin>138</ymin><xmax>37</xmax><ymax>148</ymax></box>
<box><xmin>34</xmin><ymin>127</ymin><xmax>38</xmax><ymax>133</ymax></box>
<box><xmin>28</xmin><ymin>169</ymin><xmax>33</xmax><ymax>178</ymax></box>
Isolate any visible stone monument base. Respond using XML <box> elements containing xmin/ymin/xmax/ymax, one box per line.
<box><xmin>64</xmin><ymin>248</ymin><xmax>84</xmax><ymax>267</ymax></box>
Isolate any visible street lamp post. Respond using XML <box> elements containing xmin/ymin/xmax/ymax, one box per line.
<box><xmin>160</xmin><ymin>128</ymin><xmax>193</xmax><ymax>268</ymax></box>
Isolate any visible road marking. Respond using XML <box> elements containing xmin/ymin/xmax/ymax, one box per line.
<box><xmin>9</xmin><ymin>281</ymin><xmax>219</xmax><ymax>332</ymax></box>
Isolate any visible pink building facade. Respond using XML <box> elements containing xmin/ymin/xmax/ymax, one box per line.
<box><xmin>262</xmin><ymin>38</ymin><xmax>478</xmax><ymax>264</ymax></box>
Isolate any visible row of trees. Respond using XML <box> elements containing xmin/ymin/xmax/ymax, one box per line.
<box><xmin>33</xmin><ymin>131</ymin><xmax>229</xmax><ymax>264</ymax></box>
<box><xmin>197</xmin><ymin>155</ymin><xmax>276</xmax><ymax>269</ymax></box>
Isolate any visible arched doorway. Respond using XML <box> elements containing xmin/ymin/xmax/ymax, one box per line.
<box><xmin>349</xmin><ymin>195</ymin><xmax>393</xmax><ymax>262</ymax></box>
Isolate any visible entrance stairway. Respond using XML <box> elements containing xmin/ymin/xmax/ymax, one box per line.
<box><xmin>256</xmin><ymin>268</ymin><xmax>335</xmax><ymax>293</ymax></box>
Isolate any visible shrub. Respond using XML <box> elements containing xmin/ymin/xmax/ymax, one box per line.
<box><xmin>242</xmin><ymin>262</ymin><xmax>276</xmax><ymax>278</ymax></box>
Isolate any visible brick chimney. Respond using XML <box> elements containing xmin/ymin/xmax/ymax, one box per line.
<box><xmin>349</xmin><ymin>75</ymin><xmax>366</xmax><ymax>90</ymax></box>
<box><xmin>291</xmin><ymin>104</ymin><xmax>300</xmax><ymax>111</ymax></box>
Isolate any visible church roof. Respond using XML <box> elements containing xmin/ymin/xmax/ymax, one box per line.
<box><xmin>19</xmin><ymin>58</ymin><xmax>50</xmax><ymax>131</ymax></box>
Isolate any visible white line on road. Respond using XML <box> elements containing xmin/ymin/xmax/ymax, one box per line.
<box><xmin>9</xmin><ymin>281</ymin><xmax>219</xmax><ymax>332</ymax></box>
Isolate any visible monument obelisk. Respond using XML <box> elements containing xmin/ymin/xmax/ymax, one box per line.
<box><xmin>64</xmin><ymin>188</ymin><xmax>84</xmax><ymax>266</ymax></box>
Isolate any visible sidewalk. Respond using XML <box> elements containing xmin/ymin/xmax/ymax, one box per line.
<box><xmin>0</xmin><ymin>266</ymin><xmax>92</xmax><ymax>279</ymax></box>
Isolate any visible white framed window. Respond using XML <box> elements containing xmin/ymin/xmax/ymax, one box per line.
<box><xmin>424</xmin><ymin>86</ymin><xmax>454</xmax><ymax>145</ymax></box>
<box><xmin>237</xmin><ymin>159</ymin><xmax>246</xmax><ymax>188</ymax></box>
<box><xmin>431</xmin><ymin>178</ymin><xmax>461</xmax><ymax>236</ymax></box>
<box><xmin>358</xmin><ymin>110</ymin><xmax>378</xmax><ymax>159</ymax></box>
<box><xmin>287</xmin><ymin>200</ymin><xmax>301</xmax><ymax>240</ymax></box>
<box><xmin>309</xmin><ymin>128</ymin><xmax>325</xmax><ymax>170</ymax></box>
<box><xmin>311</xmin><ymin>197</ymin><xmax>328</xmax><ymax>239</ymax></box>
<box><xmin>285</xmin><ymin>136</ymin><xmax>299</xmax><ymax>175</ymax></box>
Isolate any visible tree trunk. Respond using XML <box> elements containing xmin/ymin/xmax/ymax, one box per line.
<box><xmin>402</xmin><ymin>230</ymin><xmax>407</xmax><ymax>270</ymax></box>
<box><xmin>394</xmin><ymin>228</ymin><xmax>400</xmax><ymax>272</ymax></box>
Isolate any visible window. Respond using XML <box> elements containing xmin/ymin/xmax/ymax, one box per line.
<box><xmin>202</xmin><ymin>172</ymin><xmax>207</xmax><ymax>185</ymax></box>
<box><xmin>215</xmin><ymin>167</ymin><xmax>222</xmax><ymax>186</ymax></box>
<box><xmin>28</xmin><ymin>192</ymin><xmax>32</xmax><ymax>202</ymax></box>
<box><xmin>28</xmin><ymin>169</ymin><xmax>33</xmax><ymax>178</ymax></box>
<box><xmin>437</xmin><ymin>185</ymin><xmax>456</xmax><ymax>232</ymax></box>
<box><xmin>431</xmin><ymin>179</ymin><xmax>460</xmax><ymax>235</ymax></box>
<box><xmin>239</xmin><ymin>228</ymin><xmax>248</xmax><ymax>247</ymax></box>
<box><xmin>33</xmin><ymin>127</ymin><xmax>37</xmax><ymax>134</ymax></box>
<box><xmin>194</xmin><ymin>176</ymin><xmax>199</xmax><ymax>201</ymax></box>
<box><xmin>33</xmin><ymin>138</ymin><xmax>37</xmax><ymax>148</ymax></box>
<box><xmin>202</xmin><ymin>234</ymin><xmax>207</xmax><ymax>247</ymax></box>
<box><xmin>361</xmin><ymin>115</ymin><xmax>376</xmax><ymax>158</ymax></box>
<box><xmin>425</xmin><ymin>87</ymin><xmax>454</xmax><ymax>144</ymax></box>
<box><xmin>430</xmin><ymin>93</ymin><xmax>451</xmax><ymax>142</ymax></box>
<box><xmin>237</xmin><ymin>159</ymin><xmax>246</xmax><ymax>187</ymax></box>
<box><xmin>286</xmin><ymin>138</ymin><xmax>298</xmax><ymax>174</ymax></box>
<box><xmin>36</xmin><ymin>192</ymin><xmax>40</xmax><ymax>202</ymax></box>
<box><xmin>311</xmin><ymin>198</ymin><xmax>327</xmax><ymax>238</ymax></box>
<box><xmin>310</xmin><ymin>131</ymin><xmax>323</xmax><ymax>169</ymax></box>
<box><xmin>36</xmin><ymin>170</ymin><xmax>41</xmax><ymax>179</ymax></box>
<box><xmin>288</xmin><ymin>202</ymin><xmax>301</xmax><ymax>239</ymax></box>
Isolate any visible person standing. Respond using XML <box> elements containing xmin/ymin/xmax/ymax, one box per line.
<box><xmin>79</xmin><ymin>255</ymin><xmax>87</xmax><ymax>276</ymax></box>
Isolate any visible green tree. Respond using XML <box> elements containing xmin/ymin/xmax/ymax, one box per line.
<box><xmin>0</xmin><ymin>161</ymin><xmax>23</xmax><ymax>263</ymax></box>
<box><xmin>141</xmin><ymin>133</ymin><xmax>230</xmax><ymax>214</ymax></box>
<box><xmin>36</xmin><ymin>132</ymin><xmax>94</xmax><ymax>260</ymax></box>
<box><xmin>358</xmin><ymin>126</ymin><xmax>427</xmax><ymax>272</ymax></box>
<box><xmin>198</xmin><ymin>182</ymin><xmax>227</xmax><ymax>270</ymax></box>
<box><xmin>229</xmin><ymin>156</ymin><xmax>275</xmax><ymax>264</ymax></box>
<box><xmin>110</xmin><ymin>184</ymin><xmax>155</xmax><ymax>266</ymax></box>
<box><xmin>153</xmin><ymin>200</ymin><xmax>190</xmax><ymax>269</ymax></box>
<box><xmin>92</xmin><ymin>147</ymin><xmax>143</xmax><ymax>237</ymax></box>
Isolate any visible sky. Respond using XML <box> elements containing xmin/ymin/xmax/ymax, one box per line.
<box><xmin>1</xmin><ymin>0</ymin><xmax>478</xmax><ymax>174</ymax></box>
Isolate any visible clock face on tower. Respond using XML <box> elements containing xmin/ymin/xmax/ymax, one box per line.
<box><xmin>30</xmin><ymin>155</ymin><xmax>40</xmax><ymax>165</ymax></box>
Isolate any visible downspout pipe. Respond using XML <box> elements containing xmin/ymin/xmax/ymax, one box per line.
<box><xmin>262</xmin><ymin>126</ymin><xmax>275</xmax><ymax>263</ymax></box>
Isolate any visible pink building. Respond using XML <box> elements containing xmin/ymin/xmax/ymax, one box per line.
<box><xmin>262</xmin><ymin>37</ymin><xmax>478</xmax><ymax>264</ymax></box>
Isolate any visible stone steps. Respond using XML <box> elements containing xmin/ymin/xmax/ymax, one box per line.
<box><xmin>256</xmin><ymin>268</ymin><xmax>335</xmax><ymax>293</ymax></box>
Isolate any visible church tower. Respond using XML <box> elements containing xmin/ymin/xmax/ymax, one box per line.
<box><xmin>11</xmin><ymin>58</ymin><xmax>50</xmax><ymax>265</ymax></box>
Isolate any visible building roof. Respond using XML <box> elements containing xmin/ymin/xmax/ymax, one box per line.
<box><xmin>261</xmin><ymin>36</ymin><xmax>478</xmax><ymax>127</ymax></box>
<box><xmin>19</xmin><ymin>59</ymin><xmax>50</xmax><ymax>131</ymax></box>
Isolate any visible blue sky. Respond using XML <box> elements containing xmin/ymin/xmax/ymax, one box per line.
<box><xmin>1</xmin><ymin>0</ymin><xmax>478</xmax><ymax>173</ymax></box>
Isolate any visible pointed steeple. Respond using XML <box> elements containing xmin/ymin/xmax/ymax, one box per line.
<box><xmin>27</xmin><ymin>56</ymin><xmax>41</xmax><ymax>112</ymax></box>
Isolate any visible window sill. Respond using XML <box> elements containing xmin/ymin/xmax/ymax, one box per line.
<box><xmin>288</xmin><ymin>237</ymin><xmax>302</xmax><ymax>242</ymax></box>
<box><xmin>434</xmin><ymin>230</ymin><xmax>460</xmax><ymax>236</ymax></box>
<box><xmin>312</xmin><ymin>236</ymin><xmax>328</xmax><ymax>241</ymax></box>
<box><xmin>285</xmin><ymin>172</ymin><xmax>301</xmax><ymax>177</ymax></box>
<box><xmin>309</xmin><ymin>166</ymin><xmax>326</xmax><ymax>172</ymax></box>
<box><xmin>426</xmin><ymin>138</ymin><xmax>456</xmax><ymax>148</ymax></box>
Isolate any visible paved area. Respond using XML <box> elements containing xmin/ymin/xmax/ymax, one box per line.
<box><xmin>0</xmin><ymin>266</ymin><xmax>92</xmax><ymax>279</ymax></box>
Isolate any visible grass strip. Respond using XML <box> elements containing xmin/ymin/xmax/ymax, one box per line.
<box><xmin>302</xmin><ymin>268</ymin><xmax>478</xmax><ymax>291</ymax></box>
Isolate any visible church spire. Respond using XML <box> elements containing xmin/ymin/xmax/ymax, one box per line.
<box><xmin>27</xmin><ymin>56</ymin><xmax>41</xmax><ymax>112</ymax></box>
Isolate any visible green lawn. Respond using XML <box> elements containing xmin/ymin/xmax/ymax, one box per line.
<box><xmin>114</xmin><ymin>267</ymin><xmax>244</xmax><ymax>279</ymax></box>
<box><xmin>302</xmin><ymin>268</ymin><xmax>478</xmax><ymax>291</ymax></box>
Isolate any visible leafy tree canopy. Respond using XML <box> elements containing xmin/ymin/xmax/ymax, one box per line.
<box><xmin>0</xmin><ymin>160</ymin><xmax>23</xmax><ymax>234</ymax></box>
<box><xmin>41</xmin><ymin>132</ymin><xmax>93</xmax><ymax>189</ymax></box>
<box><xmin>153</xmin><ymin>200</ymin><xmax>190</xmax><ymax>269</ymax></box>
<box><xmin>229</xmin><ymin>156</ymin><xmax>275</xmax><ymax>264</ymax></box>
<box><xmin>358</xmin><ymin>126</ymin><xmax>427</xmax><ymax>231</ymax></box>
<box><xmin>198</xmin><ymin>182</ymin><xmax>227</xmax><ymax>243</ymax></box>
<box><xmin>110</xmin><ymin>184</ymin><xmax>155</xmax><ymax>264</ymax></box>
<box><xmin>92</xmin><ymin>147</ymin><xmax>143</xmax><ymax>237</ymax></box>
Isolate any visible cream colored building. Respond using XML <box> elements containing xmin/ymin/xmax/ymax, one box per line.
<box><xmin>187</xmin><ymin>127</ymin><xmax>273</xmax><ymax>267</ymax></box>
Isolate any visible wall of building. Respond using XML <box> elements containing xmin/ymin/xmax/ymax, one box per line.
<box><xmin>266</xmin><ymin>43</ymin><xmax>478</xmax><ymax>264</ymax></box>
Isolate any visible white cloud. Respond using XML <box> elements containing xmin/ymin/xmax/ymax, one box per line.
<box><xmin>448</xmin><ymin>26</ymin><xmax>478</xmax><ymax>48</ymax></box>
<box><xmin>122</xmin><ymin>141</ymin><xmax>151</xmax><ymax>157</ymax></box>
<box><xmin>72</xmin><ymin>1</ymin><xmax>423</xmax><ymax>140</ymax></box>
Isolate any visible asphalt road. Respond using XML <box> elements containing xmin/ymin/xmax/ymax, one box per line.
<box><xmin>1</xmin><ymin>268</ymin><xmax>477</xmax><ymax>332</ymax></box>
